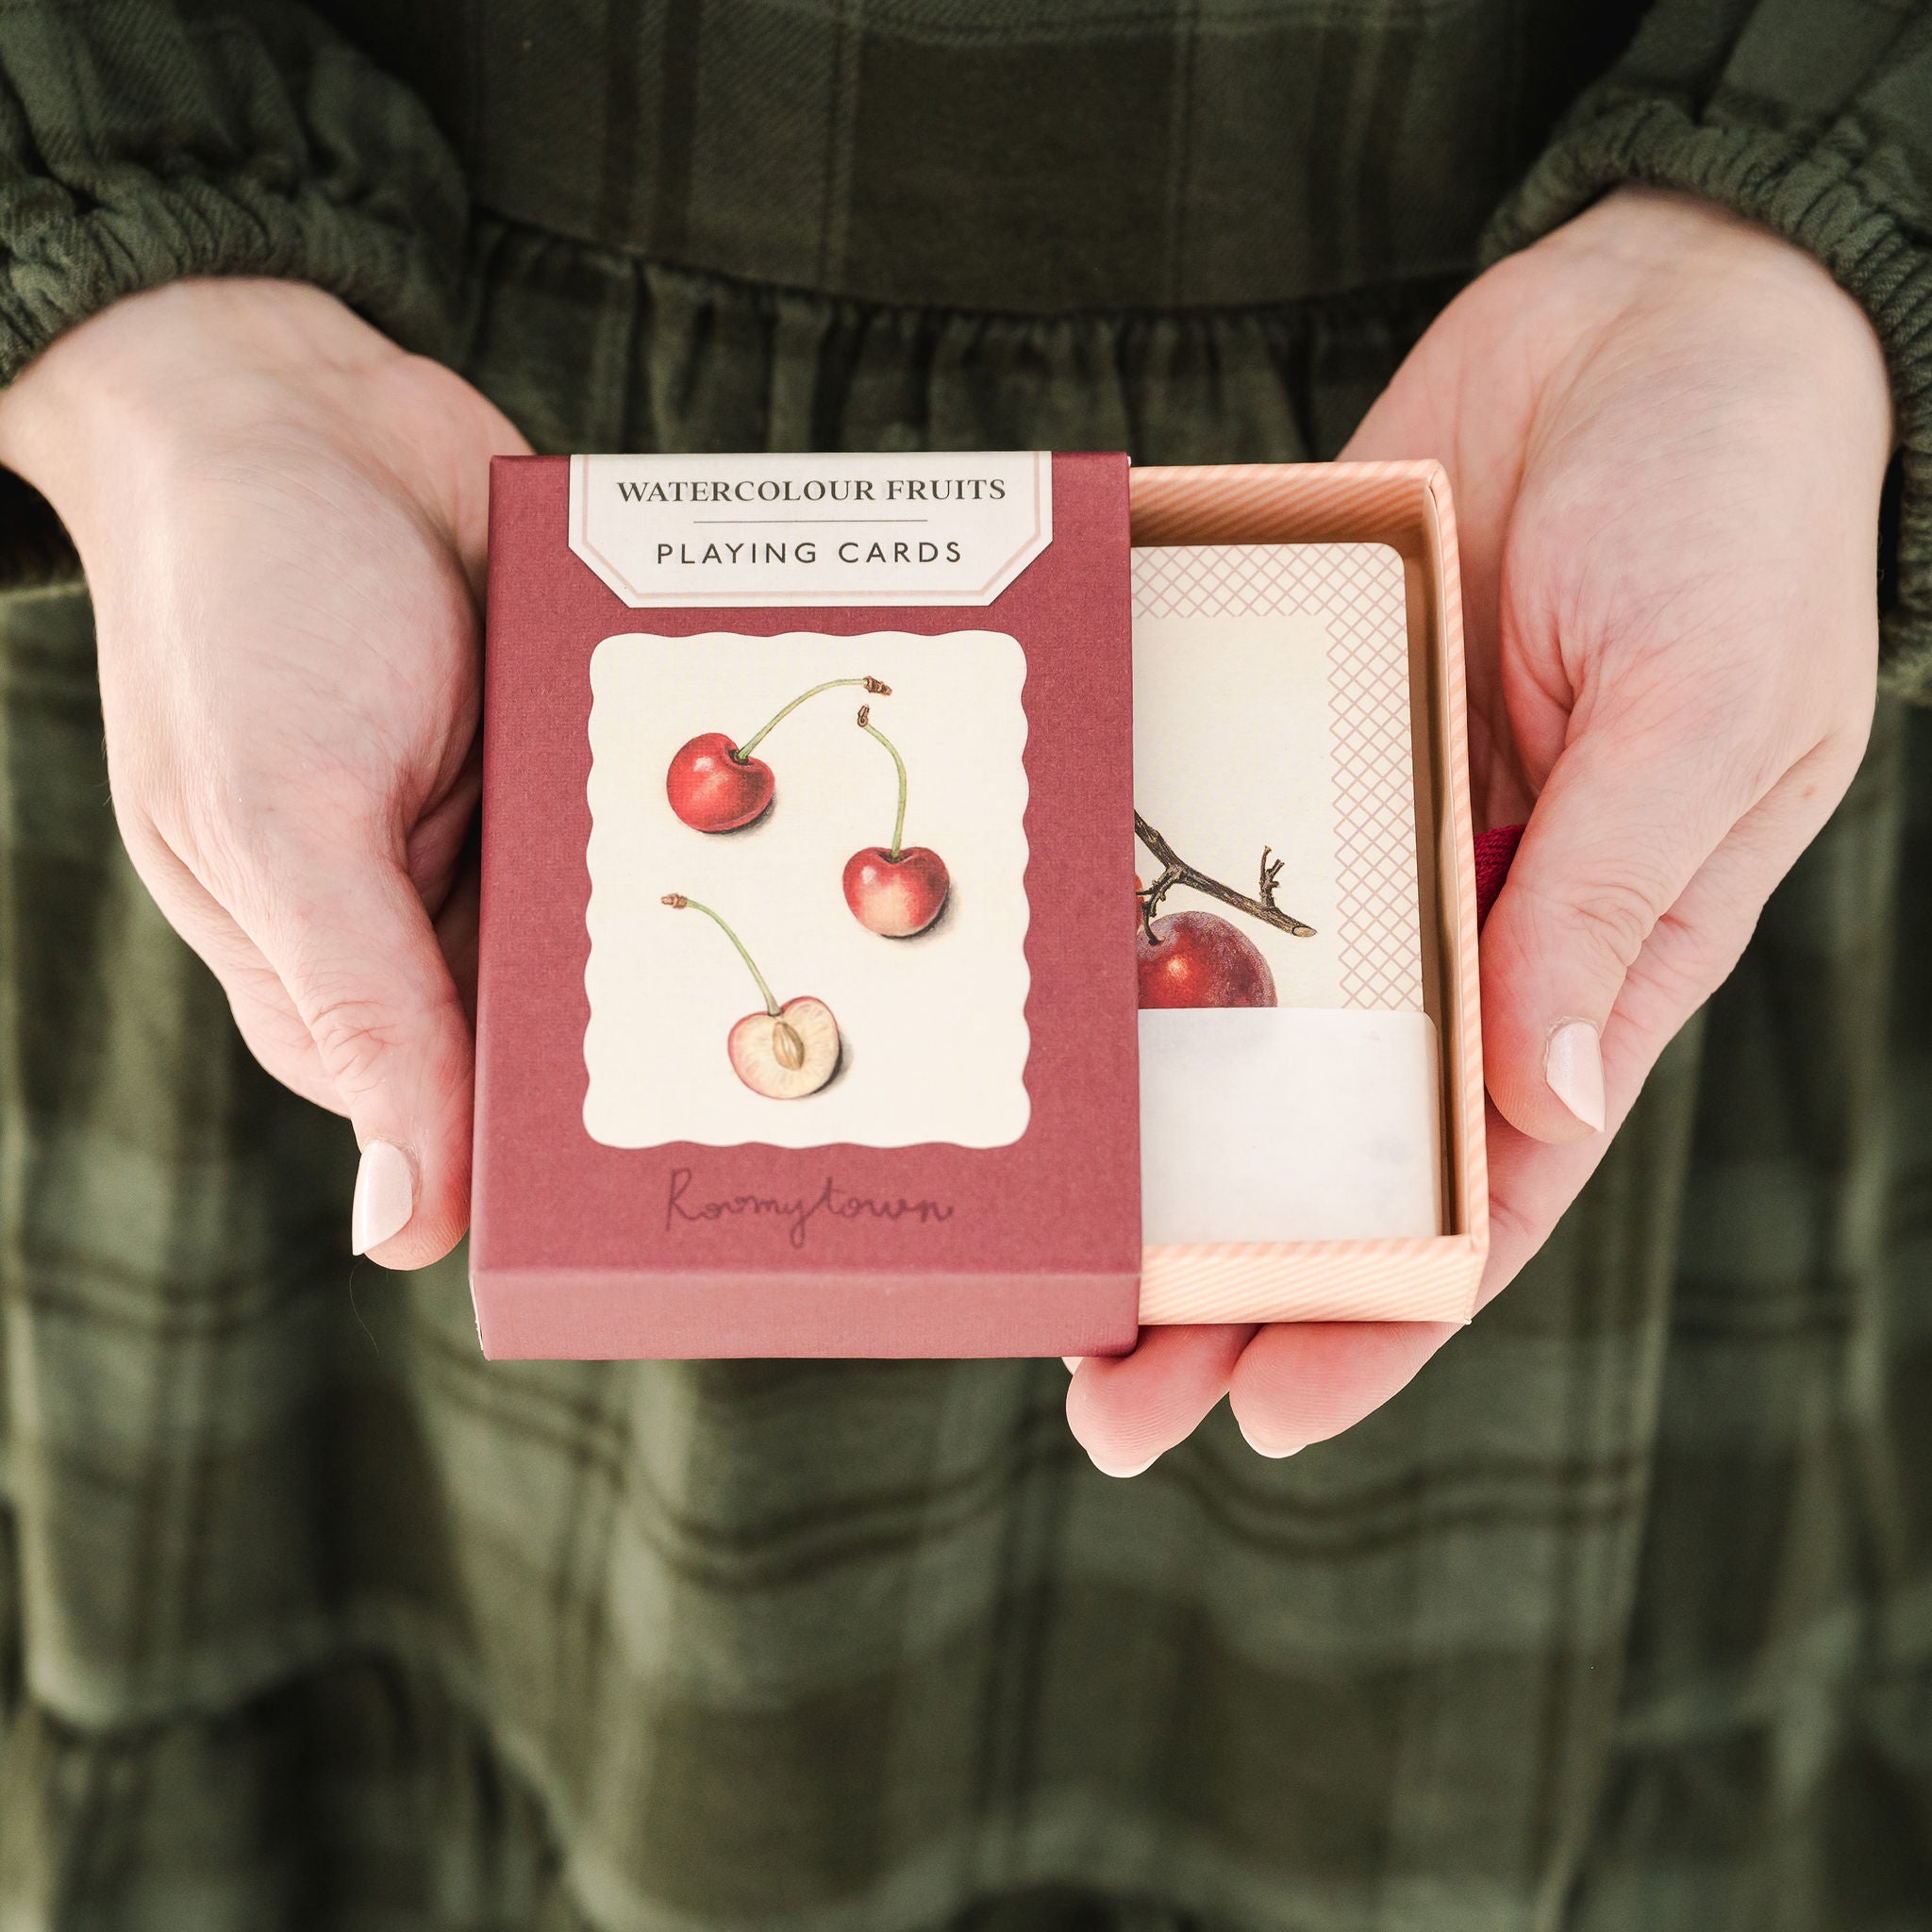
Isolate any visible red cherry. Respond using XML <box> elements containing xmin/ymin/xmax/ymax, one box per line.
<box><xmin>843</xmin><ymin>846</ymin><xmax>950</xmax><ymax>937</ymax></box>
<box><xmin>666</xmin><ymin>732</ymin><xmax>774</xmax><ymax>832</ymax></box>
<box><xmin>1137</xmin><ymin>910</ymin><xmax>1277</xmax><ymax>1008</ymax></box>
<box><xmin>845</xmin><ymin>706</ymin><xmax>948</xmax><ymax>936</ymax></box>
<box><xmin>667</xmin><ymin>678</ymin><xmax>889</xmax><ymax>833</ymax></box>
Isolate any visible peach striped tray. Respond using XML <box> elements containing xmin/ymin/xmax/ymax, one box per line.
<box><xmin>1130</xmin><ymin>462</ymin><xmax>1488</xmax><ymax>1327</ymax></box>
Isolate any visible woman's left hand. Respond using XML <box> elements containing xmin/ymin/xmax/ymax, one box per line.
<box><xmin>1069</xmin><ymin>188</ymin><xmax>1894</xmax><ymax>1474</ymax></box>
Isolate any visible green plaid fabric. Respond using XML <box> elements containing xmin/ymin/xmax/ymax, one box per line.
<box><xmin>0</xmin><ymin>2</ymin><xmax>1930</xmax><ymax>1927</ymax></box>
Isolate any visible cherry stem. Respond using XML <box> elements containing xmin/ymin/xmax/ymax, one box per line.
<box><xmin>735</xmin><ymin>675</ymin><xmax>890</xmax><ymax>762</ymax></box>
<box><xmin>661</xmin><ymin>894</ymin><xmax>780</xmax><ymax>1015</ymax></box>
<box><xmin>1134</xmin><ymin>813</ymin><xmax>1316</xmax><ymax>941</ymax></box>
<box><xmin>856</xmin><ymin>705</ymin><xmax>908</xmax><ymax>860</ymax></box>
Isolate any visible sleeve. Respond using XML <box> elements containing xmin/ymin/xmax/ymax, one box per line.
<box><xmin>1483</xmin><ymin>2</ymin><xmax>1932</xmax><ymax>700</ymax></box>
<box><xmin>0</xmin><ymin>0</ymin><xmax>468</xmax><ymax>590</ymax></box>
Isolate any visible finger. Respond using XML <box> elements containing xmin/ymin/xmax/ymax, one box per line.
<box><xmin>116</xmin><ymin>819</ymin><xmax>347</xmax><ymax>1110</ymax></box>
<box><xmin>123</xmin><ymin>805</ymin><xmax>474</xmax><ymax>1259</ymax></box>
<box><xmin>245</xmin><ymin>845</ymin><xmax>473</xmax><ymax>1269</ymax></box>
<box><xmin>1066</xmin><ymin>1324</ymin><xmax>1257</xmax><ymax>1477</ymax></box>
<box><xmin>1482</xmin><ymin>748</ymin><xmax>1859</xmax><ymax>1299</ymax></box>
<box><xmin>1228</xmin><ymin>1321</ymin><xmax>1459</xmax><ymax>1456</ymax></box>
<box><xmin>433</xmin><ymin>853</ymin><xmax>480</xmax><ymax>1030</ymax></box>
<box><xmin>1226</xmin><ymin>758</ymin><xmax>1857</xmax><ymax>1458</ymax></box>
<box><xmin>1479</xmin><ymin>709</ymin><xmax>1790</xmax><ymax>1144</ymax></box>
<box><xmin>125</xmin><ymin>808</ymin><xmax>483</xmax><ymax>1151</ymax></box>
<box><xmin>224</xmin><ymin>956</ymin><xmax>341</xmax><ymax>1114</ymax></box>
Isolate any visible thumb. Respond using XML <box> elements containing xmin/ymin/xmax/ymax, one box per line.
<box><xmin>257</xmin><ymin>853</ymin><xmax>474</xmax><ymax>1266</ymax></box>
<box><xmin>1480</xmin><ymin>724</ymin><xmax>1742</xmax><ymax>1143</ymax></box>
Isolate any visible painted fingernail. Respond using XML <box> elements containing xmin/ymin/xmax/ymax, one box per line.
<box><xmin>1545</xmin><ymin>1020</ymin><xmax>1607</xmax><ymax>1132</ymax></box>
<box><xmin>351</xmin><ymin>1141</ymin><xmax>415</xmax><ymax>1255</ymax></box>
<box><xmin>1238</xmin><ymin>1427</ymin><xmax>1303</xmax><ymax>1459</ymax></box>
<box><xmin>1090</xmin><ymin>1455</ymin><xmax>1158</xmax><ymax>1479</ymax></box>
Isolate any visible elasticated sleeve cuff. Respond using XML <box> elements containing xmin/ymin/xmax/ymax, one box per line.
<box><xmin>0</xmin><ymin>0</ymin><xmax>469</xmax><ymax>591</ymax></box>
<box><xmin>1484</xmin><ymin>94</ymin><xmax>1932</xmax><ymax>702</ymax></box>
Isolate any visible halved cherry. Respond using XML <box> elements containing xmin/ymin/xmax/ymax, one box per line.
<box><xmin>662</xmin><ymin>893</ymin><xmax>841</xmax><ymax>1097</ymax></box>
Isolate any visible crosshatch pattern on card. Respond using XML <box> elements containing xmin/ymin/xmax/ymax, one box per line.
<box><xmin>1132</xmin><ymin>543</ymin><xmax>1423</xmax><ymax>1010</ymax></box>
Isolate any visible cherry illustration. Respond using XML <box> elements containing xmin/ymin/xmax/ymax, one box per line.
<box><xmin>1137</xmin><ymin>910</ymin><xmax>1278</xmax><ymax>1008</ymax></box>
<box><xmin>661</xmin><ymin>893</ymin><xmax>841</xmax><ymax>1098</ymax></box>
<box><xmin>1133</xmin><ymin>813</ymin><xmax>1312</xmax><ymax>1009</ymax></box>
<box><xmin>667</xmin><ymin>675</ymin><xmax>891</xmax><ymax>831</ymax></box>
<box><xmin>842</xmin><ymin>705</ymin><xmax>950</xmax><ymax>936</ymax></box>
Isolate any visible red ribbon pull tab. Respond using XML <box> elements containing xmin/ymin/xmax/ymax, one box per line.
<box><xmin>1474</xmin><ymin>824</ymin><xmax>1525</xmax><ymax>930</ymax></box>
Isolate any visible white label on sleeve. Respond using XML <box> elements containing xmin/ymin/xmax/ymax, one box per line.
<box><xmin>568</xmin><ymin>451</ymin><xmax>1052</xmax><ymax>607</ymax></box>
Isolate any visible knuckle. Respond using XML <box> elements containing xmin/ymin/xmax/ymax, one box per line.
<box><xmin>1488</xmin><ymin>1190</ymin><xmax>1536</xmax><ymax>1257</ymax></box>
<box><xmin>305</xmin><ymin>993</ymin><xmax>406</xmax><ymax>1098</ymax></box>
<box><xmin>1534</xmin><ymin>873</ymin><xmax>1660</xmax><ymax>981</ymax></box>
<box><xmin>1630</xmin><ymin>908</ymin><xmax>1755</xmax><ymax>1015</ymax></box>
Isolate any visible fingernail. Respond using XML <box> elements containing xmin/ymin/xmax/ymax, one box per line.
<box><xmin>1238</xmin><ymin>1427</ymin><xmax>1303</xmax><ymax>1459</ymax></box>
<box><xmin>1544</xmin><ymin>1020</ymin><xmax>1607</xmax><ymax>1133</ymax></box>
<box><xmin>1090</xmin><ymin>1455</ymin><xmax>1158</xmax><ymax>1479</ymax></box>
<box><xmin>1062</xmin><ymin>1357</ymin><xmax>1083</xmax><ymax>1374</ymax></box>
<box><xmin>351</xmin><ymin>1141</ymin><xmax>415</xmax><ymax>1255</ymax></box>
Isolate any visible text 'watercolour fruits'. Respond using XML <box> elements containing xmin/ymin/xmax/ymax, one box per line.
<box><xmin>843</xmin><ymin>705</ymin><xmax>950</xmax><ymax>937</ymax></box>
<box><xmin>661</xmin><ymin>894</ymin><xmax>841</xmax><ymax>1098</ymax></box>
<box><xmin>667</xmin><ymin>675</ymin><xmax>891</xmax><ymax>832</ymax></box>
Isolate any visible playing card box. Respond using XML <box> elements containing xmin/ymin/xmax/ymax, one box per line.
<box><xmin>472</xmin><ymin>451</ymin><xmax>1142</xmax><ymax>1358</ymax></box>
<box><xmin>471</xmin><ymin>454</ymin><xmax>1486</xmax><ymax>1357</ymax></box>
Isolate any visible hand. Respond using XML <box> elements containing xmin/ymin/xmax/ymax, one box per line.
<box><xmin>1071</xmin><ymin>188</ymin><xmax>1893</xmax><ymax>1472</ymax></box>
<box><xmin>0</xmin><ymin>279</ymin><xmax>528</xmax><ymax>1266</ymax></box>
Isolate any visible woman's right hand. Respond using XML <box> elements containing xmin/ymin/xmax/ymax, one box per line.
<box><xmin>1065</xmin><ymin>189</ymin><xmax>1891</xmax><ymax>1474</ymax></box>
<box><xmin>0</xmin><ymin>278</ymin><xmax>529</xmax><ymax>1266</ymax></box>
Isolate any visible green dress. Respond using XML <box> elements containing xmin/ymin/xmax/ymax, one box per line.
<box><xmin>1</xmin><ymin>2</ymin><xmax>1930</xmax><ymax>1925</ymax></box>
